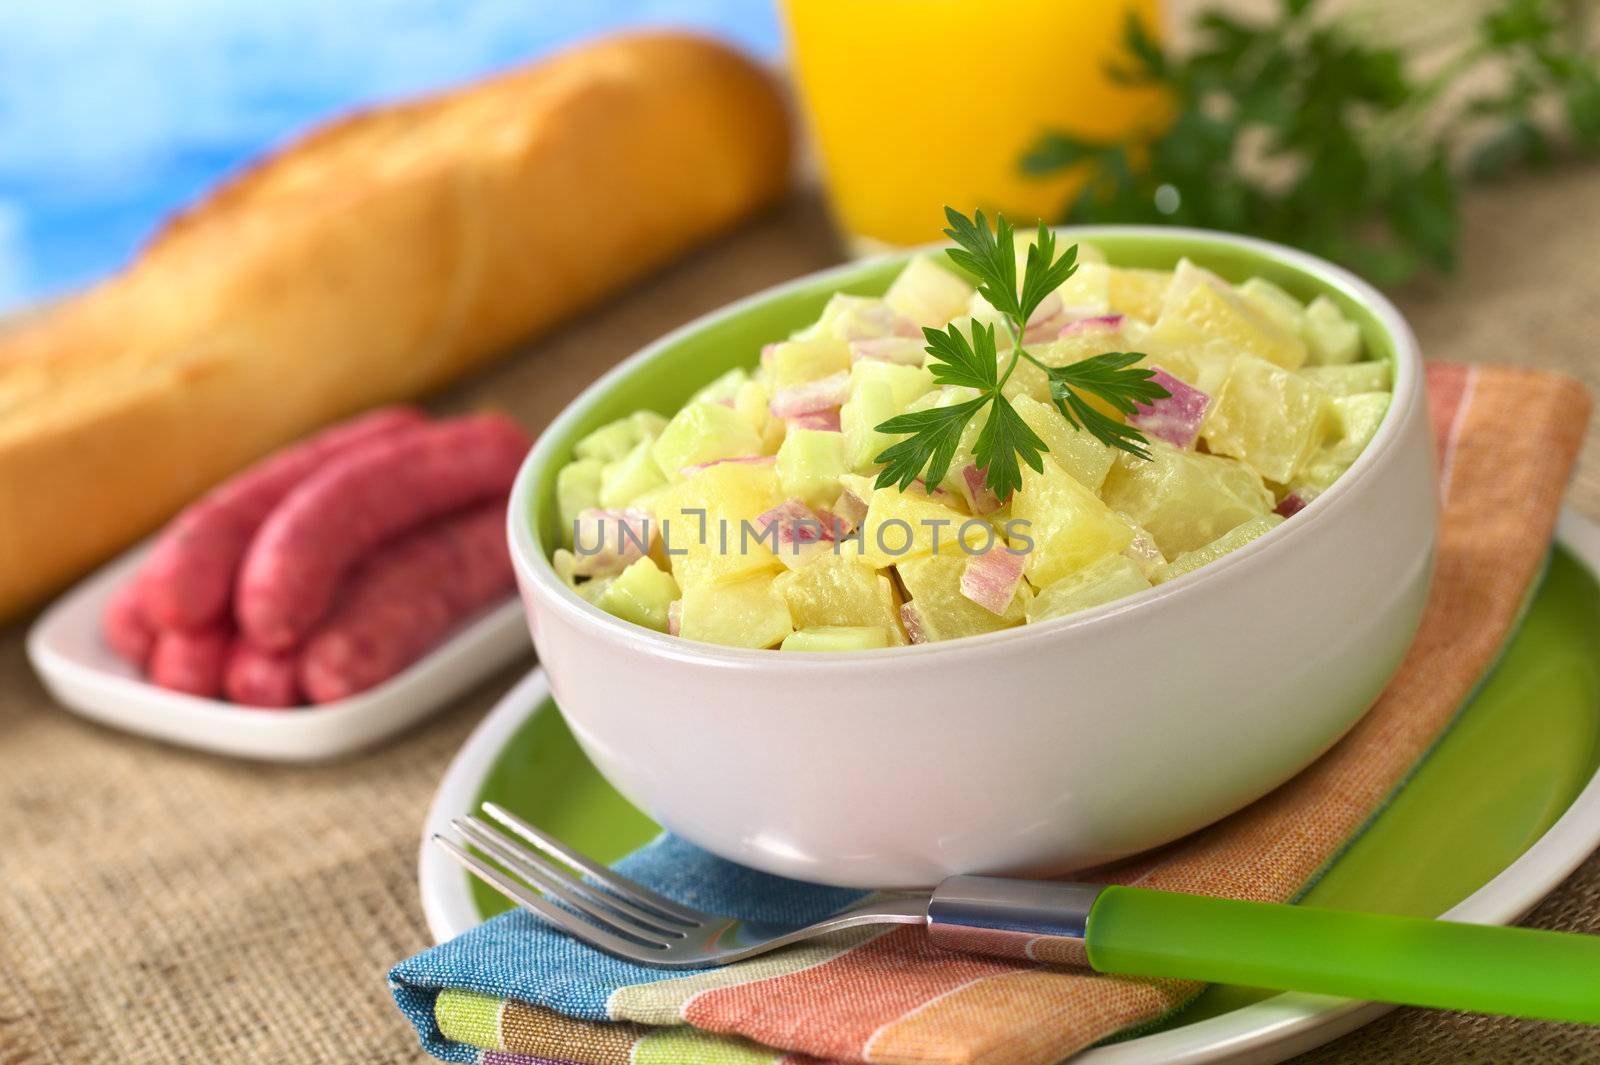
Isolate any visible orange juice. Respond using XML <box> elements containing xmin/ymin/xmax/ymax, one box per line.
<box><xmin>780</xmin><ymin>0</ymin><xmax>1165</xmax><ymax>249</ymax></box>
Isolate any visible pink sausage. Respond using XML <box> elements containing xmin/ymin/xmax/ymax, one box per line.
<box><xmin>299</xmin><ymin>498</ymin><xmax>514</xmax><ymax>704</ymax></box>
<box><xmin>102</xmin><ymin>581</ymin><xmax>156</xmax><ymax>667</ymax></box>
<box><xmin>223</xmin><ymin>642</ymin><xmax>302</xmax><ymax>709</ymax></box>
<box><xmin>148</xmin><ymin>626</ymin><xmax>232</xmax><ymax>698</ymax></box>
<box><xmin>236</xmin><ymin>413</ymin><xmax>529</xmax><ymax>651</ymax></box>
<box><xmin>136</xmin><ymin>406</ymin><xmax>428</xmax><ymax>631</ymax></box>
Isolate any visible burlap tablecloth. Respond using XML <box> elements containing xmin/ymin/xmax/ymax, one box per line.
<box><xmin>4</xmin><ymin>173</ymin><xmax>1600</xmax><ymax>1063</ymax></box>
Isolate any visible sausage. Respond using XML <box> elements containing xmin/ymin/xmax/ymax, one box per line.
<box><xmin>148</xmin><ymin>626</ymin><xmax>232</xmax><ymax>698</ymax></box>
<box><xmin>299</xmin><ymin>498</ymin><xmax>514</xmax><ymax>704</ymax></box>
<box><xmin>102</xmin><ymin>581</ymin><xmax>156</xmax><ymax>667</ymax></box>
<box><xmin>236</xmin><ymin>413</ymin><xmax>529</xmax><ymax>650</ymax></box>
<box><xmin>137</xmin><ymin>406</ymin><xmax>428</xmax><ymax>631</ymax></box>
<box><xmin>223</xmin><ymin>642</ymin><xmax>302</xmax><ymax>709</ymax></box>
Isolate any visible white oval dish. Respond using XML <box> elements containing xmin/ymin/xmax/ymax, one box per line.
<box><xmin>26</xmin><ymin>541</ymin><xmax>529</xmax><ymax>762</ymax></box>
<box><xmin>420</xmin><ymin>507</ymin><xmax>1600</xmax><ymax>1064</ymax></box>
<box><xmin>509</xmin><ymin>227</ymin><xmax>1438</xmax><ymax>889</ymax></box>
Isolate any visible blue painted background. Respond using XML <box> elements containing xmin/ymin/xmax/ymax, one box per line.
<box><xmin>0</xmin><ymin>2</ymin><xmax>781</xmax><ymax>311</ymax></box>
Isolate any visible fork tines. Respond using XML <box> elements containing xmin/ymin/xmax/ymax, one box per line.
<box><xmin>434</xmin><ymin>803</ymin><xmax>703</xmax><ymax>960</ymax></box>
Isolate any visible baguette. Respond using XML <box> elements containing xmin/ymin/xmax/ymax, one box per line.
<box><xmin>0</xmin><ymin>32</ymin><xmax>790</xmax><ymax>621</ymax></box>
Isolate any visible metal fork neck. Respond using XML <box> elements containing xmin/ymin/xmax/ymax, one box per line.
<box><xmin>926</xmin><ymin>875</ymin><xmax>1103</xmax><ymax>966</ymax></box>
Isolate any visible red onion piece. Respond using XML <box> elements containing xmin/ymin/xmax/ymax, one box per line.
<box><xmin>849</xmin><ymin>337</ymin><xmax>926</xmax><ymax>366</ymax></box>
<box><xmin>900</xmin><ymin>602</ymin><xmax>930</xmax><ymax>645</ymax></box>
<box><xmin>680</xmin><ymin>455</ymin><xmax>775</xmax><ymax>478</ymax></box>
<box><xmin>959</xmin><ymin>547</ymin><xmax>1025</xmax><ymax>616</ymax></box>
<box><xmin>1058</xmin><ymin>314</ymin><xmax>1126</xmax><ymax>337</ymax></box>
<box><xmin>570</xmin><ymin>508</ymin><xmax>653</xmax><ymax>576</ymax></box>
<box><xmin>960</xmin><ymin>464</ymin><xmax>1003</xmax><ymax>515</ymax></box>
<box><xmin>770</xmin><ymin>372</ymin><xmax>851</xmax><ymax>419</ymax></box>
<box><xmin>1128</xmin><ymin>367</ymin><xmax>1211</xmax><ymax>450</ymax></box>
<box><xmin>786</xmin><ymin>408</ymin><xmax>842</xmax><ymax>432</ymax></box>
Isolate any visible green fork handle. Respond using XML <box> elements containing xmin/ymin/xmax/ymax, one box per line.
<box><xmin>1090</xmin><ymin>886</ymin><xmax>1600</xmax><ymax>1023</ymax></box>
<box><xmin>923</xmin><ymin>877</ymin><xmax>1600</xmax><ymax>1023</ymax></box>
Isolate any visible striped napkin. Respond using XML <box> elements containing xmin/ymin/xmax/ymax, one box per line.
<box><xmin>391</xmin><ymin>363</ymin><xmax>1591</xmax><ymax>1065</ymax></box>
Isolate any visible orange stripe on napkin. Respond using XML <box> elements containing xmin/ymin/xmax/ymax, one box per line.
<box><xmin>872</xmin><ymin>364</ymin><xmax>1590</xmax><ymax>1065</ymax></box>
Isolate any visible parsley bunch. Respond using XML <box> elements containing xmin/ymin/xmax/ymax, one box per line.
<box><xmin>1021</xmin><ymin>0</ymin><xmax>1600</xmax><ymax>284</ymax></box>
<box><xmin>871</xmin><ymin>208</ymin><xmax>1168</xmax><ymax>500</ymax></box>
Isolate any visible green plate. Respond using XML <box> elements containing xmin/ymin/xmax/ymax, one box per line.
<box><xmin>433</xmin><ymin>520</ymin><xmax>1600</xmax><ymax>1060</ymax></box>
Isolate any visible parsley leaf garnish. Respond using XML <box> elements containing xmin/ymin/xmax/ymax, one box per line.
<box><xmin>870</xmin><ymin>208</ymin><xmax>1167</xmax><ymax>497</ymax></box>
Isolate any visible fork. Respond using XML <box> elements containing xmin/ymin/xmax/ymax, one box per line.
<box><xmin>437</xmin><ymin>804</ymin><xmax>1600</xmax><ymax>1024</ymax></box>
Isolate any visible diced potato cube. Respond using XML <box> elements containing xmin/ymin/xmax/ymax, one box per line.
<box><xmin>1159</xmin><ymin>260</ymin><xmax>1307</xmax><ymax>370</ymax></box>
<box><xmin>1296</xmin><ymin>391</ymin><xmax>1392</xmax><ymax>493</ymax></box>
<box><xmin>1120</xmin><ymin>516</ymin><xmax>1168</xmax><ymax>579</ymax></box>
<box><xmin>599</xmin><ymin>436</ymin><xmax>667</xmax><ymax>509</ymax></box>
<box><xmin>659</xmin><ymin>463</ymin><xmax>783</xmax><ymax>587</ymax></box>
<box><xmin>776</xmin><ymin>429</ymin><xmax>848</xmax><ymax>508</ymax></box>
<box><xmin>1138</xmin><ymin>314</ymin><xmax>1238</xmax><ymax>396</ymax></box>
<box><xmin>781</xmin><ymin>626</ymin><xmax>891</xmax><ymax>652</ymax></box>
<box><xmin>1028</xmin><ymin>555</ymin><xmax>1152</xmax><ymax>623</ymax></box>
<box><xmin>1302</xmin><ymin>361</ymin><xmax>1391</xmax><ymax>397</ymax></box>
<box><xmin>857</xmin><ymin>486</ymin><xmax>978</xmax><ymax>567</ymax></box>
<box><xmin>771</xmin><ymin>338</ymin><xmax>850</xmax><ymax>390</ymax></box>
<box><xmin>897</xmin><ymin>554</ymin><xmax>1025</xmax><ymax>642</ymax></box>
<box><xmin>1101</xmin><ymin>443</ymin><xmax>1275</xmax><ymax>557</ymax></box>
<box><xmin>1238</xmin><ymin>277</ymin><xmax>1305</xmax><ymax>334</ymax></box>
<box><xmin>1202</xmin><ymin>354</ymin><xmax>1331</xmax><ymax>483</ymax></box>
<box><xmin>595</xmin><ymin>558</ymin><xmax>680</xmax><ymax>632</ymax></box>
<box><xmin>1154</xmin><ymin>514</ymin><xmax>1284</xmax><ymax>584</ymax></box>
<box><xmin>1054</xmin><ymin>260</ymin><xmax>1112</xmax><ymax>314</ymax></box>
<box><xmin>652</xmin><ymin>403</ymin><xmax>764</xmax><ymax>482</ymax></box>
<box><xmin>774</xmin><ymin>554</ymin><xmax>905</xmax><ymax>641</ymax></box>
<box><xmin>1011</xmin><ymin>394</ymin><xmax>1117</xmax><ymax>492</ymax></box>
<box><xmin>678</xmin><ymin>573</ymin><xmax>793</xmax><ymax>649</ymax></box>
<box><xmin>1302</xmin><ymin>295</ymin><xmax>1362</xmax><ymax>365</ymax></box>
<box><xmin>885</xmin><ymin>256</ymin><xmax>975</xmax><ymax>327</ymax></box>
<box><xmin>1106</xmin><ymin>267</ymin><xmax>1172</xmax><ymax>321</ymax></box>
<box><xmin>1010</xmin><ymin>460</ymin><xmax>1133</xmax><ymax>587</ymax></box>
<box><xmin>690</xmin><ymin>368</ymin><xmax>749</xmax><ymax>406</ymax></box>
<box><xmin>555</xmin><ymin>459</ymin><xmax>603</xmax><ymax>547</ymax></box>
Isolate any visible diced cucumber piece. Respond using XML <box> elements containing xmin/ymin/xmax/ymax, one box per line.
<box><xmin>1302</xmin><ymin>361</ymin><xmax>1391</xmax><ymax>397</ymax></box>
<box><xmin>777</xmin><ymin>429</ymin><xmax>847</xmax><ymax>508</ymax></box>
<box><xmin>1154</xmin><ymin>514</ymin><xmax>1284</xmax><ymax>584</ymax></box>
<box><xmin>599</xmin><ymin>437</ymin><xmax>667</xmax><ymax>509</ymax></box>
<box><xmin>1302</xmin><ymin>295</ymin><xmax>1362</xmax><ymax>365</ymax></box>
<box><xmin>690</xmin><ymin>368</ymin><xmax>749</xmax><ymax>406</ymax></box>
<box><xmin>574</xmin><ymin>418</ymin><xmax>640</xmax><ymax>463</ymax></box>
<box><xmin>555</xmin><ymin>459</ymin><xmax>603</xmax><ymax>547</ymax></box>
<box><xmin>1027</xmin><ymin>555</ymin><xmax>1152</xmax><ymax>623</ymax></box>
<box><xmin>572</xmin><ymin>411</ymin><xmax>666</xmax><ymax>463</ymax></box>
<box><xmin>842</xmin><ymin>379</ymin><xmax>899</xmax><ymax>471</ymax></box>
<box><xmin>849</xmin><ymin>359</ymin><xmax>934</xmax><ymax>409</ymax></box>
<box><xmin>1239</xmin><ymin>278</ymin><xmax>1305</xmax><ymax>334</ymax></box>
<box><xmin>1296</xmin><ymin>391</ymin><xmax>1391</xmax><ymax>492</ymax></box>
<box><xmin>596</xmin><ymin>558</ymin><xmax>680</xmax><ymax>632</ymax></box>
<box><xmin>652</xmin><ymin>402</ymin><xmax>764</xmax><ymax>481</ymax></box>
<box><xmin>781</xmin><ymin>626</ymin><xmax>891</xmax><ymax>651</ymax></box>
<box><xmin>574</xmin><ymin>575</ymin><xmax>615</xmax><ymax>605</ymax></box>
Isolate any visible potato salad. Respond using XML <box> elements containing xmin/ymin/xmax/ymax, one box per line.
<box><xmin>550</xmin><ymin>248</ymin><xmax>1391</xmax><ymax>650</ymax></box>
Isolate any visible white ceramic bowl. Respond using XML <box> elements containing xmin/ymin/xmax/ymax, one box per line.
<box><xmin>509</xmin><ymin>227</ymin><xmax>1437</xmax><ymax>889</ymax></box>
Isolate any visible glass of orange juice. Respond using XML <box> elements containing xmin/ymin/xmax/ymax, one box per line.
<box><xmin>779</xmin><ymin>0</ymin><xmax>1165</xmax><ymax>252</ymax></box>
